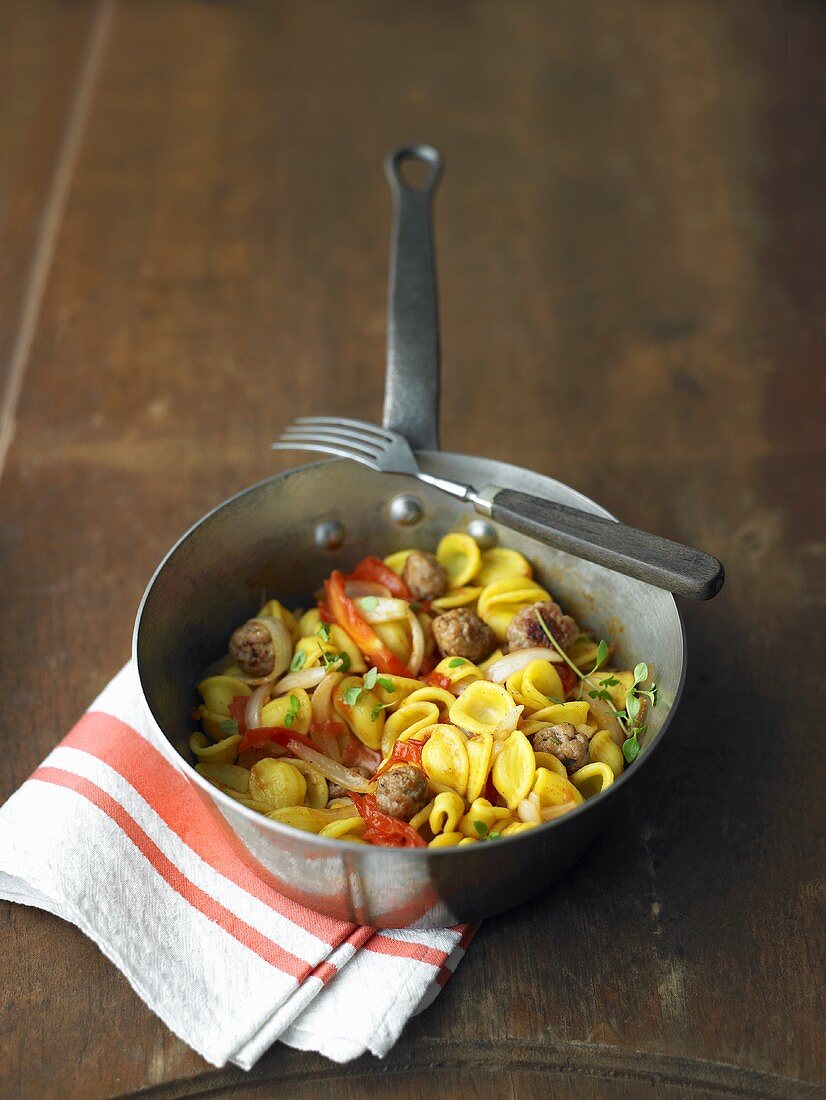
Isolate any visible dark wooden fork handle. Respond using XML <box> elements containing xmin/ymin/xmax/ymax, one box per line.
<box><xmin>481</xmin><ymin>487</ymin><xmax>724</xmax><ymax>600</ymax></box>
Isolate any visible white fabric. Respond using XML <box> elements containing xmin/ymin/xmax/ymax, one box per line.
<box><xmin>0</xmin><ymin>663</ymin><xmax>473</xmax><ymax>1068</ymax></box>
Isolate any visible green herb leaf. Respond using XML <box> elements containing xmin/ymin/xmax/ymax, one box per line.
<box><xmin>488</xmin><ymin>831</ymin><xmax>501</xmax><ymax>840</ymax></box>
<box><xmin>622</xmin><ymin>736</ymin><xmax>640</xmax><ymax>763</ymax></box>
<box><xmin>592</xmin><ymin>639</ymin><xmax>609</xmax><ymax>672</ymax></box>
<box><xmin>473</xmin><ymin>820</ymin><xmax>489</xmax><ymax>837</ymax></box>
<box><xmin>219</xmin><ymin>718</ymin><xmax>238</xmax><ymax>737</ymax></box>
<box><xmin>633</xmin><ymin>662</ymin><xmax>649</xmax><ymax>685</ymax></box>
<box><xmin>360</xmin><ymin>596</ymin><xmax>379</xmax><ymax>611</ymax></box>
<box><xmin>587</xmin><ymin>688</ymin><xmax>614</xmax><ymax>702</ymax></box>
<box><xmin>370</xmin><ymin>703</ymin><xmax>391</xmax><ymax>721</ymax></box>
<box><xmin>316</xmin><ymin>622</ymin><xmax>331</xmax><ymax>642</ymax></box>
<box><xmin>626</xmin><ymin>695</ymin><xmax>642</xmax><ymax>722</ymax></box>
<box><xmin>598</xmin><ymin>675</ymin><xmax>620</xmax><ymax>688</ymax></box>
<box><xmin>377</xmin><ymin>677</ymin><xmax>395</xmax><ymax>693</ymax></box>
<box><xmin>364</xmin><ymin>667</ymin><xmax>378</xmax><ymax>690</ymax></box>
<box><xmin>284</xmin><ymin>694</ymin><xmax>300</xmax><ymax>728</ymax></box>
<box><xmin>448</xmin><ymin>657</ymin><xmax>466</xmax><ymax>668</ymax></box>
<box><xmin>290</xmin><ymin>650</ymin><xmax>306</xmax><ymax>672</ymax></box>
<box><xmin>343</xmin><ymin>685</ymin><xmax>363</xmax><ymax>707</ymax></box>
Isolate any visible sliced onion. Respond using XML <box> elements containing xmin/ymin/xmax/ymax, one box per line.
<box><xmin>355</xmin><ymin>596</ymin><xmax>409</xmax><ymax>623</ymax></box>
<box><xmin>244</xmin><ymin>683</ymin><xmax>271</xmax><ymax>730</ymax></box>
<box><xmin>243</xmin><ymin>615</ymin><xmax>293</xmax><ymax>685</ymax></box>
<box><xmin>406</xmin><ymin>608</ymin><xmax>424</xmax><ymax>676</ymax></box>
<box><xmin>345</xmin><ymin>580</ymin><xmax>391</xmax><ymax>599</ymax></box>
<box><xmin>517</xmin><ymin>798</ymin><xmax>541</xmax><ymax>823</ymax></box>
<box><xmin>311</xmin><ymin>671</ymin><xmax>344</xmax><ymax>725</ymax></box>
<box><xmin>493</xmin><ymin>704</ymin><xmax>523</xmax><ymax>739</ymax></box>
<box><xmin>541</xmin><ymin>802</ymin><xmax>576</xmax><ymax>822</ymax></box>
<box><xmin>585</xmin><ymin>694</ymin><xmax>625</xmax><ymax>747</ymax></box>
<box><xmin>486</xmin><ymin>647</ymin><xmax>564</xmax><ymax>683</ymax></box>
<box><xmin>287</xmin><ymin>739</ymin><xmax>372</xmax><ymax>793</ymax></box>
<box><xmin>272</xmin><ymin>666</ymin><xmax>326</xmax><ymax>695</ymax></box>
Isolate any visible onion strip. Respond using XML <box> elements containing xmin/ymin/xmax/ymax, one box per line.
<box><xmin>345</xmin><ymin>580</ymin><xmax>391</xmax><ymax>599</ymax></box>
<box><xmin>406</xmin><ymin>608</ymin><xmax>424</xmax><ymax>676</ymax></box>
<box><xmin>492</xmin><ymin>704</ymin><xmax>523</xmax><ymax>739</ymax></box>
<box><xmin>517</xmin><ymin>798</ymin><xmax>541</xmax><ymax>823</ymax></box>
<box><xmin>272</xmin><ymin>666</ymin><xmax>326</xmax><ymax>695</ymax></box>
<box><xmin>355</xmin><ymin>596</ymin><xmax>410</xmax><ymax>623</ymax></box>
<box><xmin>486</xmin><ymin>647</ymin><xmax>563</xmax><ymax>683</ymax></box>
<box><xmin>244</xmin><ymin>683</ymin><xmax>271</xmax><ymax>730</ymax></box>
<box><xmin>311</xmin><ymin>671</ymin><xmax>343</xmax><ymax>726</ymax></box>
<box><xmin>287</xmin><ymin>739</ymin><xmax>372</xmax><ymax>793</ymax></box>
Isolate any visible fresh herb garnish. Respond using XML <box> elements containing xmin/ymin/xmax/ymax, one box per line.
<box><xmin>448</xmin><ymin>657</ymin><xmax>466</xmax><ymax>668</ymax></box>
<box><xmin>321</xmin><ymin>648</ymin><xmax>350</xmax><ymax>673</ymax></box>
<box><xmin>316</xmin><ymin>622</ymin><xmax>331</xmax><ymax>642</ymax></box>
<box><xmin>488</xmin><ymin>831</ymin><xmax>501</xmax><ymax>840</ymax></box>
<box><xmin>473</xmin><ymin>820</ymin><xmax>489</xmax><ymax>837</ymax></box>
<box><xmin>219</xmin><ymin>718</ymin><xmax>239</xmax><ymax>737</ymax></box>
<box><xmin>343</xmin><ymin>685</ymin><xmax>363</xmax><ymax>707</ymax></box>
<box><xmin>534</xmin><ymin>609</ymin><xmax>658</xmax><ymax>766</ymax></box>
<box><xmin>360</xmin><ymin>596</ymin><xmax>379</xmax><ymax>611</ymax></box>
<box><xmin>290</xmin><ymin>650</ymin><xmax>306</xmax><ymax>672</ymax></box>
<box><xmin>370</xmin><ymin>702</ymin><xmax>392</xmax><ymax>721</ymax></box>
<box><xmin>364</xmin><ymin>667</ymin><xmax>378</xmax><ymax>690</ymax></box>
<box><xmin>377</xmin><ymin>676</ymin><xmax>395</xmax><ymax>693</ymax></box>
<box><xmin>283</xmin><ymin>694</ymin><xmax>300</xmax><ymax>727</ymax></box>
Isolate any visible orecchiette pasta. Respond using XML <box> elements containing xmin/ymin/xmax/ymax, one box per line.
<box><xmin>192</xmin><ymin>530</ymin><xmax>656</xmax><ymax>847</ymax></box>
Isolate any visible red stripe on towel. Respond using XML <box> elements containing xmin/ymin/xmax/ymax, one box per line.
<box><xmin>32</xmin><ymin>765</ymin><xmax>311</xmax><ymax>979</ymax></box>
<box><xmin>62</xmin><ymin>711</ymin><xmax>350</xmax><ymax>944</ymax></box>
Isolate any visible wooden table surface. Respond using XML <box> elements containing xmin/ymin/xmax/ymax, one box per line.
<box><xmin>1</xmin><ymin>2</ymin><xmax>823</xmax><ymax>1097</ymax></box>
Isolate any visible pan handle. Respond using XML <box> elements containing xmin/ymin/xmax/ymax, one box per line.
<box><xmin>382</xmin><ymin>145</ymin><xmax>444</xmax><ymax>452</ymax></box>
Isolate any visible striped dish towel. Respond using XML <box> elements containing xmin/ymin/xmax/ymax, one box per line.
<box><xmin>0</xmin><ymin>663</ymin><xmax>476</xmax><ymax>1068</ymax></box>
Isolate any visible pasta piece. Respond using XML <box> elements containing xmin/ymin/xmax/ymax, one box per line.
<box><xmin>429</xmin><ymin>791</ymin><xmax>466</xmax><ymax>836</ymax></box>
<box><xmin>430</xmin><ymin>586</ymin><xmax>482</xmax><ymax>611</ymax></box>
<box><xmin>196</xmin><ymin>675</ymin><xmax>251</xmax><ymax>716</ymax></box>
<box><xmin>449</xmin><ymin>681</ymin><xmax>514</xmax><ymax>736</ymax></box>
<box><xmin>248</xmin><ymin>759</ymin><xmax>307</xmax><ymax>810</ymax></box>
<box><xmin>421</xmin><ymin>724</ymin><xmax>470</xmax><ymax>797</ymax></box>
<box><xmin>570</xmin><ymin>762</ymin><xmax>614</xmax><ymax>799</ymax></box>
<box><xmin>283</xmin><ymin>758</ymin><xmax>329</xmax><ymax>808</ymax></box>
<box><xmin>459</xmin><ymin>798</ymin><xmax>510</xmax><ymax>838</ymax></box>
<box><xmin>383</xmin><ymin>549</ymin><xmax>413</xmax><ymax>575</ymax></box>
<box><xmin>428</xmin><ymin>831</ymin><xmax>466</xmax><ymax>848</ymax></box>
<box><xmin>196</xmin><ymin>762</ymin><xmax>250</xmax><ymax>793</ymax></box>
<box><xmin>505</xmin><ymin>660</ymin><xmax>564</xmax><ymax>713</ymax></box>
<box><xmin>189</xmin><ymin>731</ymin><xmax>241</xmax><ymax>765</ymax></box>
<box><xmin>491</xmin><ymin>730</ymin><xmax>535</xmax><ymax>809</ymax></box>
<box><xmin>260</xmin><ymin>687</ymin><xmax>312</xmax><ymax>735</ymax></box>
<box><xmin>588</xmin><ymin>730</ymin><xmax>624</xmax><ymax>777</ymax></box>
<box><xmin>431</xmin><ymin>656</ymin><xmax>483</xmax><ymax>693</ymax></box>
<box><xmin>436</xmin><ymin>533</ymin><xmax>482</xmax><ymax>589</ymax></box>
<box><xmin>477</xmin><ymin>577</ymin><xmax>551</xmax><ymax>643</ymax></box>
<box><xmin>334</xmin><ymin>676</ymin><xmax>385</xmax><ymax>750</ymax></box>
<box><xmin>472</xmin><ymin>547</ymin><xmax>532</xmax><ymax>587</ymax></box>
<box><xmin>465</xmin><ymin>732</ymin><xmax>493</xmax><ymax>803</ymax></box>
<box><xmin>532</xmin><ymin>767</ymin><xmax>583</xmax><ymax>807</ymax></box>
<box><xmin>381</xmin><ymin>701</ymin><xmax>440</xmax><ymax>756</ymax></box>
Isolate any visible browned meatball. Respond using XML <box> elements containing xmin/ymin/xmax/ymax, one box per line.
<box><xmin>229</xmin><ymin>619</ymin><xmax>274</xmax><ymax>678</ymax></box>
<box><xmin>507</xmin><ymin>599</ymin><xmax>580</xmax><ymax>653</ymax></box>
<box><xmin>431</xmin><ymin>607</ymin><xmax>496</xmax><ymax>664</ymax></box>
<box><xmin>375</xmin><ymin>764</ymin><xmax>429</xmax><ymax>821</ymax></box>
<box><xmin>533</xmin><ymin>723</ymin><xmax>589</xmax><ymax>775</ymax></box>
<box><xmin>403</xmin><ymin>550</ymin><xmax>449</xmax><ymax>601</ymax></box>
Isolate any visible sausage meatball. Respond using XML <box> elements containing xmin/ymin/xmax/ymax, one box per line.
<box><xmin>403</xmin><ymin>550</ymin><xmax>449</xmax><ymax>601</ymax></box>
<box><xmin>375</xmin><ymin>764</ymin><xmax>429</xmax><ymax>821</ymax></box>
<box><xmin>228</xmin><ymin>619</ymin><xmax>274</xmax><ymax>678</ymax></box>
<box><xmin>532</xmin><ymin>722</ymin><xmax>589</xmax><ymax>775</ymax></box>
<box><xmin>506</xmin><ymin>599</ymin><xmax>580</xmax><ymax>653</ymax></box>
<box><xmin>431</xmin><ymin>607</ymin><xmax>496</xmax><ymax>664</ymax></box>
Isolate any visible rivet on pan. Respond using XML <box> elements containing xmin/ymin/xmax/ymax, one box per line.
<box><xmin>314</xmin><ymin>519</ymin><xmax>345</xmax><ymax>551</ymax></box>
<box><xmin>389</xmin><ymin>494</ymin><xmax>423</xmax><ymax>526</ymax></box>
<box><xmin>467</xmin><ymin>518</ymin><xmax>498</xmax><ymax>548</ymax></box>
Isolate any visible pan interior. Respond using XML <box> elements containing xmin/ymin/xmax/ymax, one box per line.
<box><xmin>135</xmin><ymin>453</ymin><xmax>684</xmax><ymax>766</ymax></box>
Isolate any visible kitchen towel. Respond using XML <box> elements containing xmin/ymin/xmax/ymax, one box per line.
<box><xmin>0</xmin><ymin>663</ymin><xmax>476</xmax><ymax>1068</ymax></box>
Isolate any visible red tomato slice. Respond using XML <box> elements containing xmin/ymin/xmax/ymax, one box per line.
<box><xmin>349</xmin><ymin>793</ymin><xmax>427</xmax><ymax>848</ymax></box>
<box><xmin>325</xmin><ymin>571</ymin><xmax>410</xmax><ymax>677</ymax></box>
<box><xmin>349</xmin><ymin>556</ymin><xmax>411</xmax><ymax>600</ymax></box>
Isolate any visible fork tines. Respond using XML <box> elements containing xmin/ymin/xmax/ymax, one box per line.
<box><xmin>271</xmin><ymin>416</ymin><xmax>391</xmax><ymax>469</ymax></box>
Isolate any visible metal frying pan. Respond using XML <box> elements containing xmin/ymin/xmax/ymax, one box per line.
<box><xmin>134</xmin><ymin>146</ymin><xmax>690</xmax><ymax>928</ymax></box>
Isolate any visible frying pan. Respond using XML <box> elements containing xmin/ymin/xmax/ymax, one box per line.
<box><xmin>134</xmin><ymin>146</ymin><xmax>688</xmax><ymax>928</ymax></box>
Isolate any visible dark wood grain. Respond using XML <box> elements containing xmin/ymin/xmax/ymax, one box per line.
<box><xmin>0</xmin><ymin>1</ymin><xmax>823</xmax><ymax>1097</ymax></box>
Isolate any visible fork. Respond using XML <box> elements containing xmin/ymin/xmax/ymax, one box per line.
<box><xmin>272</xmin><ymin>416</ymin><xmax>724</xmax><ymax>600</ymax></box>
